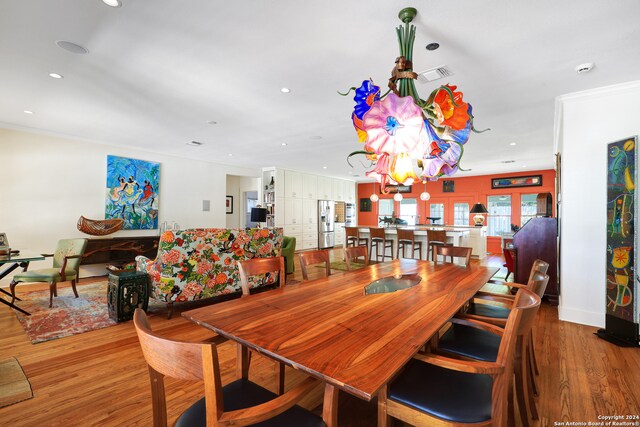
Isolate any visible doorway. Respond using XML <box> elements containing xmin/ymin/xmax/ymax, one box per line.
<box><xmin>244</xmin><ymin>191</ymin><xmax>259</xmax><ymax>227</ymax></box>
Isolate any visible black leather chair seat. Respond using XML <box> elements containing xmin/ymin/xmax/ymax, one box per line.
<box><xmin>176</xmin><ymin>379</ymin><xmax>326</xmax><ymax>427</ymax></box>
<box><xmin>389</xmin><ymin>359</ymin><xmax>493</xmax><ymax>423</ymax></box>
<box><xmin>438</xmin><ymin>323</ymin><xmax>500</xmax><ymax>362</ymax></box>
<box><xmin>466</xmin><ymin>302</ymin><xmax>510</xmax><ymax>319</ymax></box>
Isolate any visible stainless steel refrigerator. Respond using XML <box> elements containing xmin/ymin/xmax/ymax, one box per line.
<box><xmin>318</xmin><ymin>200</ymin><xmax>335</xmax><ymax>248</ymax></box>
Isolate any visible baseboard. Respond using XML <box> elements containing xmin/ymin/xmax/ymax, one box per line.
<box><xmin>558</xmin><ymin>305</ymin><xmax>604</xmax><ymax>328</ymax></box>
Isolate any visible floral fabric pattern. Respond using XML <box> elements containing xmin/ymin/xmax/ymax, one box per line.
<box><xmin>136</xmin><ymin>228</ymin><xmax>283</xmax><ymax>303</ymax></box>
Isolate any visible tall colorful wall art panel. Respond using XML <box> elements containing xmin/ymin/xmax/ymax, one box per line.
<box><xmin>105</xmin><ymin>155</ymin><xmax>160</xmax><ymax>230</ymax></box>
<box><xmin>603</xmin><ymin>136</ymin><xmax>639</xmax><ymax>346</ymax></box>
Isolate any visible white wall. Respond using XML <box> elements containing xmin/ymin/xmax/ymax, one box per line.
<box><xmin>556</xmin><ymin>80</ymin><xmax>640</xmax><ymax>327</ymax></box>
<box><xmin>0</xmin><ymin>127</ymin><xmax>259</xmax><ymax>282</ymax></box>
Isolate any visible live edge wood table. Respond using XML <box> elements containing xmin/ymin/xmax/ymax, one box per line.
<box><xmin>183</xmin><ymin>259</ymin><xmax>498</xmax><ymax>426</ymax></box>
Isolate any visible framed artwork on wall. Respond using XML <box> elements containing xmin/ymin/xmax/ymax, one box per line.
<box><xmin>491</xmin><ymin>175</ymin><xmax>542</xmax><ymax>189</ymax></box>
<box><xmin>442</xmin><ymin>180</ymin><xmax>454</xmax><ymax>193</ymax></box>
<box><xmin>105</xmin><ymin>155</ymin><xmax>160</xmax><ymax>230</ymax></box>
<box><xmin>226</xmin><ymin>196</ymin><xmax>234</xmax><ymax>214</ymax></box>
<box><xmin>360</xmin><ymin>198</ymin><xmax>372</xmax><ymax>212</ymax></box>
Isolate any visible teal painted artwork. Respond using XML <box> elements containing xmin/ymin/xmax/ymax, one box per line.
<box><xmin>105</xmin><ymin>155</ymin><xmax>159</xmax><ymax>230</ymax></box>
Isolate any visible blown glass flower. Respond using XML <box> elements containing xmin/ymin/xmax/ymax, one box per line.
<box><xmin>351</xmin><ymin>80</ymin><xmax>380</xmax><ymax>142</ymax></box>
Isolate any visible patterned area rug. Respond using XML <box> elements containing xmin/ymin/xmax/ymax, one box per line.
<box><xmin>0</xmin><ymin>357</ymin><xmax>33</xmax><ymax>408</ymax></box>
<box><xmin>13</xmin><ymin>282</ymin><xmax>117</xmax><ymax>344</ymax></box>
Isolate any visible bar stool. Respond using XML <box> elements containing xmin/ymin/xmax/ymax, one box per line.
<box><xmin>396</xmin><ymin>229</ymin><xmax>422</xmax><ymax>259</ymax></box>
<box><xmin>345</xmin><ymin>226</ymin><xmax>369</xmax><ymax>248</ymax></box>
<box><xmin>427</xmin><ymin>229</ymin><xmax>451</xmax><ymax>261</ymax></box>
<box><xmin>369</xmin><ymin>227</ymin><xmax>394</xmax><ymax>262</ymax></box>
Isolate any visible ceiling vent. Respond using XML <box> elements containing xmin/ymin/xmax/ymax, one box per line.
<box><xmin>417</xmin><ymin>65</ymin><xmax>454</xmax><ymax>83</ymax></box>
<box><xmin>186</xmin><ymin>140</ymin><xmax>203</xmax><ymax>147</ymax></box>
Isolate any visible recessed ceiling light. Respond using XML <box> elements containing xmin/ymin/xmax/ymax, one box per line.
<box><xmin>186</xmin><ymin>141</ymin><xmax>203</xmax><ymax>146</ymax></box>
<box><xmin>228</xmin><ymin>153</ymin><xmax>233</xmax><ymax>157</ymax></box>
<box><xmin>23</xmin><ymin>110</ymin><xmax>34</xmax><ymax>114</ymax></box>
<box><xmin>575</xmin><ymin>62</ymin><xmax>594</xmax><ymax>74</ymax></box>
<box><xmin>56</xmin><ymin>40</ymin><xmax>89</xmax><ymax>54</ymax></box>
<box><xmin>322</xmin><ymin>166</ymin><xmax>327</xmax><ymax>169</ymax></box>
<box><xmin>522</xmin><ymin>165</ymin><xmax>527</xmax><ymax>168</ymax></box>
<box><xmin>207</xmin><ymin>120</ymin><xmax>217</xmax><ymax>125</ymax></box>
<box><xmin>101</xmin><ymin>0</ymin><xmax>122</xmax><ymax>7</ymax></box>
<box><xmin>509</xmin><ymin>142</ymin><xmax>517</xmax><ymax>146</ymax></box>
<box><xmin>281</xmin><ymin>143</ymin><xmax>287</xmax><ymax>146</ymax></box>
<box><xmin>280</xmin><ymin>87</ymin><xmax>291</xmax><ymax>93</ymax></box>
<box><xmin>49</xmin><ymin>72</ymin><xmax>64</xmax><ymax>79</ymax></box>
<box><xmin>425</xmin><ymin>42</ymin><xmax>440</xmax><ymax>51</ymax></box>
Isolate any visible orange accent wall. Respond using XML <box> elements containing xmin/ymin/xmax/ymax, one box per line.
<box><xmin>357</xmin><ymin>169</ymin><xmax>556</xmax><ymax>233</ymax></box>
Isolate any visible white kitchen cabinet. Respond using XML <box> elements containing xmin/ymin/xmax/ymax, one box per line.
<box><xmin>284</xmin><ymin>198</ymin><xmax>303</xmax><ymax>225</ymax></box>
<box><xmin>467</xmin><ymin>226</ymin><xmax>488</xmax><ymax>258</ymax></box>
<box><xmin>302</xmin><ymin>174</ymin><xmax>318</xmax><ymax>199</ymax></box>
<box><xmin>344</xmin><ymin>181</ymin><xmax>356</xmax><ymax>203</ymax></box>
<box><xmin>332</xmin><ymin>179</ymin><xmax>345</xmax><ymax>201</ymax></box>
<box><xmin>334</xmin><ymin>225</ymin><xmax>345</xmax><ymax>246</ymax></box>
<box><xmin>275</xmin><ymin>197</ymin><xmax>285</xmax><ymax>226</ymax></box>
<box><xmin>284</xmin><ymin>170</ymin><xmax>303</xmax><ymax>198</ymax></box>
<box><xmin>303</xmin><ymin>199</ymin><xmax>318</xmax><ymax>225</ymax></box>
<box><xmin>317</xmin><ymin>176</ymin><xmax>333</xmax><ymax>200</ymax></box>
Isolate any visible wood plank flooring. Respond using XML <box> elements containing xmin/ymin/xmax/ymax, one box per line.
<box><xmin>0</xmin><ymin>250</ymin><xmax>638</xmax><ymax>426</ymax></box>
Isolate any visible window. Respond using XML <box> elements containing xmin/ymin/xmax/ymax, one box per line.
<box><xmin>399</xmin><ymin>198</ymin><xmax>417</xmax><ymax>225</ymax></box>
<box><xmin>521</xmin><ymin>194</ymin><xmax>538</xmax><ymax>226</ymax></box>
<box><xmin>377</xmin><ymin>199</ymin><xmax>394</xmax><ymax>225</ymax></box>
<box><xmin>487</xmin><ymin>195</ymin><xmax>512</xmax><ymax>236</ymax></box>
<box><xmin>430</xmin><ymin>203</ymin><xmax>444</xmax><ymax>225</ymax></box>
<box><xmin>453</xmin><ymin>203</ymin><xmax>469</xmax><ymax>226</ymax></box>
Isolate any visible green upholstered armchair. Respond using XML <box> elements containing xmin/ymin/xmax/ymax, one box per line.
<box><xmin>10</xmin><ymin>238</ymin><xmax>88</xmax><ymax>308</ymax></box>
<box><xmin>281</xmin><ymin>236</ymin><xmax>296</xmax><ymax>274</ymax></box>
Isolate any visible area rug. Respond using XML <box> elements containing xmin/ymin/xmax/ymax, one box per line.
<box><xmin>0</xmin><ymin>357</ymin><xmax>33</xmax><ymax>408</ymax></box>
<box><xmin>13</xmin><ymin>282</ymin><xmax>117</xmax><ymax>344</ymax></box>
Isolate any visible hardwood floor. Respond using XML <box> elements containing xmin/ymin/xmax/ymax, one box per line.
<box><xmin>0</xmin><ymin>249</ymin><xmax>638</xmax><ymax>426</ymax></box>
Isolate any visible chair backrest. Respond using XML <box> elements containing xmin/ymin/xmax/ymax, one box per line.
<box><xmin>426</xmin><ymin>229</ymin><xmax>447</xmax><ymax>244</ymax></box>
<box><xmin>237</xmin><ymin>256</ymin><xmax>286</xmax><ymax>296</ymax></box>
<box><xmin>53</xmin><ymin>238</ymin><xmax>88</xmax><ymax>272</ymax></box>
<box><xmin>527</xmin><ymin>259</ymin><xmax>549</xmax><ymax>285</ymax></box>
<box><xmin>344</xmin><ymin>246</ymin><xmax>370</xmax><ymax>271</ymax></box>
<box><xmin>133</xmin><ymin>309</ymin><xmax>214</xmax><ymax>426</ymax></box>
<box><xmin>492</xmin><ymin>288</ymin><xmax>541</xmax><ymax>423</ymax></box>
<box><xmin>299</xmin><ymin>250</ymin><xmax>331</xmax><ymax>280</ymax></box>
<box><xmin>396</xmin><ymin>229</ymin><xmax>415</xmax><ymax>242</ymax></box>
<box><xmin>434</xmin><ymin>245</ymin><xmax>472</xmax><ymax>267</ymax></box>
<box><xmin>345</xmin><ymin>227</ymin><xmax>359</xmax><ymax>239</ymax></box>
<box><xmin>527</xmin><ymin>272</ymin><xmax>550</xmax><ymax>299</ymax></box>
<box><xmin>503</xmin><ymin>248</ymin><xmax>515</xmax><ymax>268</ymax></box>
<box><xmin>369</xmin><ymin>227</ymin><xmax>385</xmax><ymax>240</ymax></box>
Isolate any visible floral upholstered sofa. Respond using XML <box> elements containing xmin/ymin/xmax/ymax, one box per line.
<box><xmin>136</xmin><ymin>227</ymin><xmax>283</xmax><ymax>317</ymax></box>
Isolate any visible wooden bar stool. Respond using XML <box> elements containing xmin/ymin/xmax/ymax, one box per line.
<box><xmin>345</xmin><ymin>226</ymin><xmax>369</xmax><ymax>248</ymax></box>
<box><xmin>369</xmin><ymin>227</ymin><xmax>394</xmax><ymax>262</ymax></box>
<box><xmin>427</xmin><ymin>229</ymin><xmax>451</xmax><ymax>261</ymax></box>
<box><xmin>396</xmin><ymin>229</ymin><xmax>422</xmax><ymax>259</ymax></box>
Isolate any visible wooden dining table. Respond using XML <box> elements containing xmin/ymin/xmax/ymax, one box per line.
<box><xmin>183</xmin><ymin>259</ymin><xmax>498</xmax><ymax>425</ymax></box>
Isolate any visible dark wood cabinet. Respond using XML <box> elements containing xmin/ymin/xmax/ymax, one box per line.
<box><xmin>81</xmin><ymin>236</ymin><xmax>159</xmax><ymax>266</ymax></box>
<box><xmin>512</xmin><ymin>217</ymin><xmax>558</xmax><ymax>305</ymax></box>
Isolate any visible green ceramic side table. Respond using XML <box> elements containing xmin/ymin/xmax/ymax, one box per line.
<box><xmin>107</xmin><ymin>271</ymin><xmax>149</xmax><ymax>322</ymax></box>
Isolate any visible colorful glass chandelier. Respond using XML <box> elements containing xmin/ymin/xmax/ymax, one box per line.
<box><xmin>344</xmin><ymin>7</ymin><xmax>487</xmax><ymax>194</ymax></box>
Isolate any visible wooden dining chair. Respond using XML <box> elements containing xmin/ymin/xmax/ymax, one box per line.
<box><xmin>344</xmin><ymin>246</ymin><xmax>369</xmax><ymax>271</ymax></box>
<box><xmin>369</xmin><ymin>227</ymin><xmax>393</xmax><ymax>262</ymax></box>
<box><xmin>299</xmin><ymin>249</ymin><xmax>331</xmax><ymax>281</ymax></box>
<box><xmin>345</xmin><ymin>226</ymin><xmax>368</xmax><ymax>248</ymax></box>
<box><xmin>434</xmin><ymin>245</ymin><xmax>472</xmax><ymax>267</ymax></box>
<box><xmin>378</xmin><ymin>288</ymin><xmax>541</xmax><ymax>427</ymax></box>
<box><xmin>426</xmin><ymin>229</ymin><xmax>450</xmax><ymax>261</ymax></box>
<box><xmin>457</xmin><ymin>272</ymin><xmax>550</xmax><ymax>425</ymax></box>
<box><xmin>237</xmin><ymin>256</ymin><xmax>286</xmax><ymax>296</ymax></box>
<box><xmin>396</xmin><ymin>229</ymin><xmax>422</xmax><ymax>260</ymax></box>
<box><xmin>133</xmin><ymin>309</ymin><xmax>327</xmax><ymax>427</ymax></box>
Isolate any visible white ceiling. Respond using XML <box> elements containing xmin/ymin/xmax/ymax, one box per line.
<box><xmin>1</xmin><ymin>0</ymin><xmax>639</xmax><ymax>181</ymax></box>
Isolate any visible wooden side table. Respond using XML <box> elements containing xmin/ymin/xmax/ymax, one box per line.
<box><xmin>107</xmin><ymin>271</ymin><xmax>149</xmax><ymax>322</ymax></box>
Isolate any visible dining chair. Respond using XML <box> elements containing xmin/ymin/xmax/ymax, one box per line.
<box><xmin>10</xmin><ymin>238</ymin><xmax>88</xmax><ymax>308</ymax></box>
<box><xmin>133</xmin><ymin>309</ymin><xmax>327</xmax><ymax>427</ymax></box>
<box><xmin>378</xmin><ymin>288</ymin><xmax>541</xmax><ymax>427</ymax></box>
<box><xmin>369</xmin><ymin>227</ymin><xmax>393</xmax><ymax>262</ymax></box>
<box><xmin>485</xmin><ymin>258</ymin><xmax>549</xmax><ymax>294</ymax></box>
<box><xmin>426</xmin><ymin>229</ymin><xmax>451</xmax><ymax>261</ymax></box>
<box><xmin>396</xmin><ymin>229</ymin><xmax>422</xmax><ymax>260</ymax></box>
<box><xmin>458</xmin><ymin>272</ymin><xmax>550</xmax><ymax>425</ymax></box>
<box><xmin>299</xmin><ymin>249</ymin><xmax>331</xmax><ymax>281</ymax></box>
<box><xmin>344</xmin><ymin>246</ymin><xmax>369</xmax><ymax>271</ymax></box>
<box><xmin>502</xmin><ymin>247</ymin><xmax>515</xmax><ymax>281</ymax></box>
<box><xmin>434</xmin><ymin>245</ymin><xmax>472</xmax><ymax>267</ymax></box>
<box><xmin>345</xmin><ymin>227</ymin><xmax>368</xmax><ymax>248</ymax></box>
<box><xmin>237</xmin><ymin>256</ymin><xmax>286</xmax><ymax>296</ymax></box>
